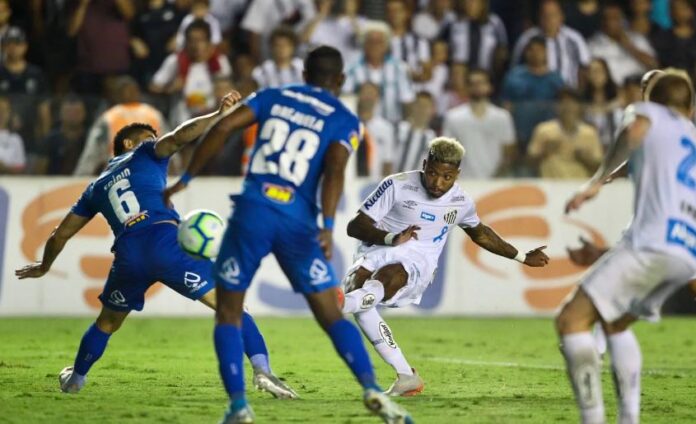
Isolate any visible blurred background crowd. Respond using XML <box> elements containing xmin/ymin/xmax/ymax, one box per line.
<box><xmin>0</xmin><ymin>0</ymin><xmax>693</xmax><ymax>179</ymax></box>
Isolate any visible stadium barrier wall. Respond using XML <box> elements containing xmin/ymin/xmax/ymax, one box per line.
<box><xmin>0</xmin><ymin>177</ymin><xmax>633</xmax><ymax>317</ymax></box>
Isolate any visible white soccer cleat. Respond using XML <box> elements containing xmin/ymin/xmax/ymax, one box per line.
<box><xmin>219</xmin><ymin>405</ymin><xmax>255</xmax><ymax>424</ymax></box>
<box><xmin>58</xmin><ymin>366</ymin><xmax>85</xmax><ymax>394</ymax></box>
<box><xmin>252</xmin><ymin>369</ymin><xmax>299</xmax><ymax>399</ymax></box>
<box><xmin>364</xmin><ymin>388</ymin><xmax>414</xmax><ymax>424</ymax></box>
<box><xmin>385</xmin><ymin>368</ymin><xmax>424</xmax><ymax>397</ymax></box>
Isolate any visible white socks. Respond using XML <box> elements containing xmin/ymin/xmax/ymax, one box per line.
<box><xmin>593</xmin><ymin>324</ymin><xmax>607</xmax><ymax>356</ymax></box>
<box><xmin>354</xmin><ymin>307</ymin><xmax>413</xmax><ymax>376</ymax></box>
<box><xmin>561</xmin><ymin>332</ymin><xmax>605</xmax><ymax>424</ymax></box>
<box><xmin>608</xmin><ymin>330</ymin><xmax>641</xmax><ymax>424</ymax></box>
<box><xmin>342</xmin><ymin>279</ymin><xmax>385</xmax><ymax>314</ymax></box>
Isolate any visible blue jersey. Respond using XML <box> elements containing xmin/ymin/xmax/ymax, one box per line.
<box><xmin>71</xmin><ymin>141</ymin><xmax>179</xmax><ymax>238</ymax></box>
<box><xmin>240</xmin><ymin>84</ymin><xmax>360</xmax><ymax>228</ymax></box>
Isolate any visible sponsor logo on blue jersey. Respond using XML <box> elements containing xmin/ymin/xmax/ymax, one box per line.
<box><xmin>263</xmin><ymin>183</ymin><xmax>295</xmax><ymax>204</ymax></box>
<box><xmin>420</xmin><ymin>211</ymin><xmax>436</xmax><ymax>221</ymax></box>
<box><xmin>364</xmin><ymin>179</ymin><xmax>393</xmax><ymax>210</ymax></box>
<box><xmin>667</xmin><ymin>218</ymin><xmax>696</xmax><ymax>256</ymax></box>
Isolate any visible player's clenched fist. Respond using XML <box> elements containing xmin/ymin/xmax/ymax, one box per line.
<box><xmin>524</xmin><ymin>246</ymin><xmax>550</xmax><ymax>267</ymax></box>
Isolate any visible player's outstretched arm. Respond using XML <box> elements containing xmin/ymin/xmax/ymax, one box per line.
<box><xmin>154</xmin><ymin>91</ymin><xmax>243</xmax><ymax>159</ymax></box>
<box><xmin>318</xmin><ymin>143</ymin><xmax>352</xmax><ymax>259</ymax></box>
<box><xmin>347</xmin><ymin>212</ymin><xmax>420</xmax><ymax>247</ymax></box>
<box><xmin>565</xmin><ymin>115</ymin><xmax>651</xmax><ymax>214</ymax></box>
<box><xmin>15</xmin><ymin>213</ymin><xmax>91</xmax><ymax>279</ymax></box>
<box><xmin>464</xmin><ymin>223</ymin><xmax>549</xmax><ymax>267</ymax></box>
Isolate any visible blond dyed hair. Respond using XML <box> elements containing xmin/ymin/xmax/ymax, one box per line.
<box><xmin>428</xmin><ymin>137</ymin><xmax>466</xmax><ymax>166</ymax></box>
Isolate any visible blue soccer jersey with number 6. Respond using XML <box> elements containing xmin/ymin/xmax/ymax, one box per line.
<box><xmin>240</xmin><ymin>84</ymin><xmax>360</xmax><ymax>228</ymax></box>
<box><xmin>71</xmin><ymin>141</ymin><xmax>179</xmax><ymax>238</ymax></box>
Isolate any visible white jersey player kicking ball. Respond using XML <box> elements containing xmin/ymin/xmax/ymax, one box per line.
<box><xmin>559</xmin><ymin>69</ymin><xmax>696</xmax><ymax>424</ymax></box>
<box><xmin>340</xmin><ymin>137</ymin><xmax>550</xmax><ymax>396</ymax></box>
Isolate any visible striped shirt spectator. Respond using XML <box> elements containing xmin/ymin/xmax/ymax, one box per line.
<box><xmin>412</xmin><ymin>0</ymin><xmax>456</xmax><ymax>40</ymax></box>
<box><xmin>252</xmin><ymin>26</ymin><xmax>304</xmax><ymax>88</ymax></box>
<box><xmin>511</xmin><ymin>0</ymin><xmax>590</xmax><ymax>88</ymax></box>
<box><xmin>386</xmin><ymin>0</ymin><xmax>430</xmax><ymax>71</ymax></box>
<box><xmin>394</xmin><ymin>92</ymin><xmax>436</xmax><ymax>172</ymax></box>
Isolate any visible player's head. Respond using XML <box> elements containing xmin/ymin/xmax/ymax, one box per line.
<box><xmin>640</xmin><ymin>69</ymin><xmax>665</xmax><ymax>100</ymax></box>
<box><xmin>648</xmin><ymin>68</ymin><xmax>694</xmax><ymax>116</ymax></box>
<box><xmin>422</xmin><ymin>137</ymin><xmax>465</xmax><ymax>198</ymax></box>
<box><xmin>303</xmin><ymin>45</ymin><xmax>345</xmax><ymax>95</ymax></box>
<box><xmin>113</xmin><ymin>123</ymin><xmax>158</xmax><ymax>156</ymax></box>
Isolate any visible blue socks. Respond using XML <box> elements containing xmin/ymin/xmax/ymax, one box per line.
<box><xmin>327</xmin><ymin>319</ymin><xmax>379</xmax><ymax>391</ymax></box>
<box><xmin>73</xmin><ymin>323</ymin><xmax>111</xmax><ymax>376</ymax></box>
<box><xmin>241</xmin><ymin>312</ymin><xmax>271</xmax><ymax>373</ymax></box>
<box><xmin>214</xmin><ymin>324</ymin><xmax>246</xmax><ymax>407</ymax></box>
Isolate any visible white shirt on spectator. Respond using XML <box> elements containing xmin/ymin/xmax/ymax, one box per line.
<box><xmin>307</xmin><ymin>15</ymin><xmax>367</xmax><ymax>66</ymax></box>
<box><xmin>252</xmin><ymin>58</ymin><xmax>304</xmax><ymax>89</ymax></box>
<box><xmin>175</xmin><ymin>13</ymin><xmax>223</xmax><ymax>50</ymax></box>
<box><xmin>442</xmin><ymin>103</ymin><xmax>515</xmax><ymax>179</ymax></box>
<box><xmin>0</xmin><ymin>129</ymin><xmax>25</xmax><ymax>171</ymax></box>
<box><xmin>241</xmin><ymin>0</ymin><xmax>316</xmax><ymax>34</ymax></box>
<box><xmin>414</xmin><ymin>64</ymin><xmax>449</xmax><ymax>114</ymax></box>
<box><xmin>209</xmin><ymin>0</ymin><xmax>248</xmax><ymax>32</ymax></box>
<box><xmin>344</xmin><ymin>56</ymin><xmax>415</xmax><ymax>122</ymax></box>
<box><xmin>588</xmin><ymin>32</ymin><xmax>656</xmax><ymax>85</ymax></box>
<box><xmin>412</xmin><ymin>10</ymin><xmax>456</xmax><ymax>40</ymax></box>
<box><xmin>365</xmin><ymin>115</ymin><xmax>395</xmax><ymax>177</ymax></box>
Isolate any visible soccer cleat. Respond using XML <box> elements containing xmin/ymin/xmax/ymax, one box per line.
<box><xmin>253</xmin><ymin>369</ymin><xmax>299</xmax><ymax>399</ymax></box>
<box><xmin>219</xmin><ymin>404</ymin><xmax>255</xmax><ymax>424</ymax></box>
<box><xmin>58</xmin><ymin>366</ymin><xmax>85</xmax><ymax>394</ymax></box>
<box><xmin>363</xmin><ymin>388</ymin><xmax>414</xmax><ymax>424</ymax></box>
<box><xmin>385</xmin><ymin>368</ymin><xmax>424</xmax><ymax>397</ymax></box>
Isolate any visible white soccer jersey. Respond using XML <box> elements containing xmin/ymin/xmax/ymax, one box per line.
<box><xmin>359</xmin><ymin>171</ymin><xmax>481</xmax><ymax>260</ymax></box>
<box><xmin>622</xmin><ymin>102</ymin><xmax>696</xmax><ymax>270</ymax></box>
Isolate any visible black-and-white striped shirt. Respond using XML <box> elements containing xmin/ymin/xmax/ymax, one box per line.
<box><xmin>512</xmin><ymin>26</ymin><xmax>591</xmax><ymax>88</ymax></box>
<box><xmin>441</xmin><ymin>14</ymin><xmax>507</xmax><ymax>71</ymax></box>
<box><xmin>390</xmin><ymin>33</ymin><xmax>431</xmax><ymax>71</ymax></box>
<box><xmin>251</xmin><ymin>58</ymin><xmax>304</xmax><ymax>89</ymax></box>
<box><xmin>343</xmin><ymin>56</ymin><xmax>416</xmax><ymax>122</ymax></box>
<box><xmin>394</xmin><ymin>121</ymin><xmax>436</xmax><ymax>172</ymax></box>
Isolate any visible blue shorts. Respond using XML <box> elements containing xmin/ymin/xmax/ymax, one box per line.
<box><xmin>214</xmin><ymin>199</ymin><xmax>338</xmax><ymax>294</ymax></box>
<box><xmin>100</xmin><ymin>223</ymin><xmax>215</xmax><ymax>312</ymax></box>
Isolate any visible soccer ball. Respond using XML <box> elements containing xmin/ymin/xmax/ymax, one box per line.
<box><xmin>177</xmin><ymin>209</ymin><xmax>226</xmax><ymax>259</ymax></box>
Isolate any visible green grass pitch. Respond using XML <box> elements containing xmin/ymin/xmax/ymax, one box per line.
<box><xmin>1</xmin><ymin>317</ymin><xmax>695</xmax><ymax>423</ymax></box>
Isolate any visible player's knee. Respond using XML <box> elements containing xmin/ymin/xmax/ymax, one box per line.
<box><xmin>95</xmin><ymin>313</ymin><xmax>125</xmax><ymax>334</ymax></box>
<box><xmin>215</xmin><ymin>308</ymin><xmax>242</xmax><ymax>326</ymax></box>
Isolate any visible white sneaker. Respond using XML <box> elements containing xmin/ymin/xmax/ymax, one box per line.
<box><xmin>219</xmin><ymin>405</ymin><xmax>255</xmax><ymax>424</ymax></box>
<box><xmin>253</xmin><ymin>369</ymin><xmax>299</xmax><ymax>399</ymax></box>
<box><xmin>58</xmin><ymin>366</ymin><xmax>85</xmax><ymax>394</ymax></box>
<box><xmin>385</xmin><ymin>368</ymin><xmax>424</xmax><ymax>397</ymax></box>
<box><xmin>363</xmin><ymin>388</ymin><xmax>414</xmax><ymax>424</ymax></box>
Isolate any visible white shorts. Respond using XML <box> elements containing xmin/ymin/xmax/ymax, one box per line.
<box><xmin>581</xmin><ymin>243</ymin><xmax>696</xmax><ymax>322</ymax></box>
<box><xmin>343</xmin><ymin>245</ymin><xmax>437</xmax><ymax>308</ymax></box>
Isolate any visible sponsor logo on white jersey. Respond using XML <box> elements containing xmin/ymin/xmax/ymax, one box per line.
<box><xmin>364</xmin><ymin>179</ymin><xmax>393</xmax><ymax>210</ymax></box>
<box><xmin>420</xmin><ymin>211</ymin><xmax>435</xmax><ymax>221</ymax></box>
<box><xmin>444</xmin><ymin>210</ymin><xmax>458</xmax><ymax>224</ymax></box>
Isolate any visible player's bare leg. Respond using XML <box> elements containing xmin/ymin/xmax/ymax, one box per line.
<box><xmin>343</xmin><ymin>265</ymin><xmax>424</xmax><ymax>397</ymax></box>
<box><xmin>602</xmin><ymin>316</ymin><xmax>640</xmax><ymax>424</ymax></box>
<box><xmin>305</xmin><ymin>288</ymin><xmax>412</xmax><ymax>424</ymax></box>
<box><xmin>556</xmin><ymin>288</ymin><xmax>605</xmax><ymax>424</ymax></box>
<box><xmin>60</xmin><ymin>307</ymin><xmax>129</xmax><ymax>393</ymax></box>
<box><xmin>199</xmin><ymin>290</ymin><xmax>298</xmax><ymax>400</ymax></box>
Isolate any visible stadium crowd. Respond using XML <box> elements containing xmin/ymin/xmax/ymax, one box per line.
<box><xmin>0</xmin><ymin>0</ymin><xmax>693</xmax><ymax>178</ymax></box>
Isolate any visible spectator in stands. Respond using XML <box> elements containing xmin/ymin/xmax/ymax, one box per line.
<box><xmin>443</xmin><ymin>68</ymin><xmax>516</xmax><ymax>178</ymax></box>
<box><xmin>30</xmin><ymin>0</ymin><xmax>77</xmax><ymax>94</ymax></box>
<box><xmin>512</xmin><ymin>0</ymin><xmax>590</xmax><ymax>88</ymax></box>
<box><xmin>68</xmin><ymin>0</ymin><xmax>135</xmax><ymax>94</ymax></box>
<box><xmin>588</xmin><ymin>4</ymin><xmax>657</xmax><ymax>85</ymax></box>
<box><xmin>0</xmin><ymin>96</ymin><xmax>25</xmax><ymax>174</ymax></box>
<box><xmin>528</xmin><ymin>89</ymin><xmax>602</xmax><ymax>179</ymax></box>
<box><xmin>75</xmin><ymin>76</ymin><xmax>168</xmax><ymax>175</ymax></box>
<box><xmin>34</xmin><ymin>95</ymin><xmax>87</xmax><ymax>175</ymax></box>
<box><xmin>394</xmin><ymin>91</ymin><xmax>437</xmax><ymax>172</ymax></box>
<box><xmin>357</xmin><ymin>83</ymin><xmax>395</xmax><ymax>177</ymax></box>
<box><xmin>500</xmin><ymin>36</ymin><xmax>563</xmax><ymax>153</ymax></box>
<box><xmin>627</xmin><ymin>0</ymin><xmax>661</xmax><ymax>39</ymax></box>
<box><xmin>149</xmin><ymin>19</ymin><xmax>231</xmax><ymax>122</ymax></box>
<box><xmin>440</xmin><ymin>62</ymin><xmax>468</xmax><ymax>114</ymax></box>
<box><xmin>130</xmin><ymin>0</ymin><xmax>185</xmax><ymax>88</ymax></box>
<box><xmin>652</xmin><ymin>0</ymin><xmax>696</xmax><ymax>73</ymax></box>
<box><xmin>252</xmin><ymin>26</ymin><xmax>304</xmax><ymax>89</ymax></box>
<box><xmin>343</xmin><ymin>20</ymin><xmax>415</xmax><ymax>123</ymax></box>
<box><xmin>415</xmin><ymin>39</ymin><xmax>449</xmax><ymax>113</ymax></box>
<box><xmin>175</xmin><ymin>0</ymin><xmax>222</xmax><ymax>50</ymax></box>
<box><xmin>386</xmin><ymin>0</ymin><xmax>430</xmax><ymax>73</ymax></box>
<box><xmin>241</xmin><ymin>0</ymin><xmax>316</xmax><ymax>61</ymax></box>
<box><xmin>0</xmin><ymin>0</ymin><xmax>12</xmax><ymax>58</ymax></box>
<box><xmin>582</xmin><ymin>58</ymin><xmax>620</xmax><ymax>147</ymax></box>
<box><xmin>412</xmin><ymin>0</ymin><xmax>455</xmax><ymax>41</ymax></box>
<box><xmin>301</xmin><ymin>0</ymin><xmax>366</xmax><ymax>66</ymax></box>
<box><xmin>440</xmin><ymin>0</ymin><xmax>508</xmax><ymax>77</ymax></box>
<box><xmin>0</xmin><ymin>27</ymin><xmax>50</xmax><ymax>162</ymax></box>
<box><xmin>563</xmin><ymin>0</ymin><xmax>601</xmax><ymax>39</ymax></box>
<box><xmin>209</xmin><ymin>0</ymin><xmax>248</xmax><ymax>39</ymax></box>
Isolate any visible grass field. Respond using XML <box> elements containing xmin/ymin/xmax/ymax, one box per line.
<box><xmin>1</xmin><ymin>317</ymin><xmax>695</xmax><ymax>424</ymax></box>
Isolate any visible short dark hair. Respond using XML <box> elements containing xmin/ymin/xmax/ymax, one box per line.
<box><xmin>467</xmin><ymin>67</ymin><xmax>490</xmax><ymax>83</ymax></box>
<box><xmin>558</xmin><ymin>87</ymin><xmax>581</xmax><ymax>102</ymax></box>
<box><xmin>270</xmin><ymin>25</ymin><xmax>298</xmax><ymax>47</ymax></box>
<box><xmin>416</xmin><ymin>90</ymin><xmax>434</xmax><ymax>101</ymax></box>
<box><xmin>113</xmin><ymin>123</ymin><xmax>157</xmax><ymax>156</ymax></box>
<box><xmin>527</xmin><ymin>35</ymin><xmax>547</xmax><ymax>49</ymax></box>
<box><xmin>185</xmin><ymin>19</ymin><xmax>212</xmax><ymax>41</ymax></box>
<box><xmin>623</xmin><ymin>74</ymin><xmax>643</xmax><ymax>88</ymax></box>
<box><xmin>304</xmin><ymin>45</ymin><xmax>344</xmax><ymax>86</ymax></box>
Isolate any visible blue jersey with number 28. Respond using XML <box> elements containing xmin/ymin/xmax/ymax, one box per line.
<box><xmin>240</xmin><ymin>84</ymin><xmax>360</xmax><ymax>228</ymax></box>
<box><xmin>70</xmin><ymin>141</ymin><xmax>179</xmax><ymax>238</ymax></box>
